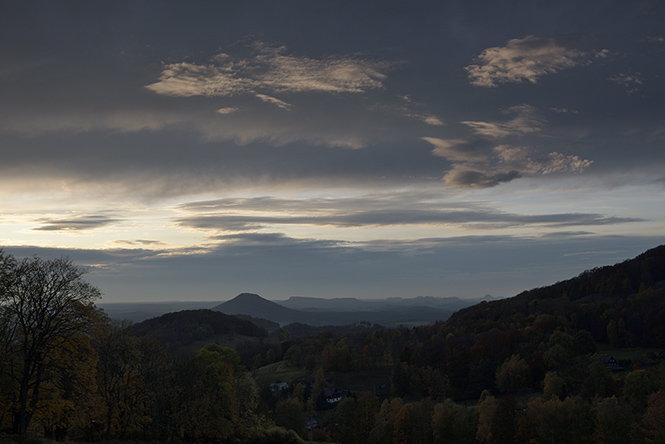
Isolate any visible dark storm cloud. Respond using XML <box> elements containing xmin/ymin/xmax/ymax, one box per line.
<box><xmin>1</xmin><ymin>0</ymin><xmax>664</xmax><ymax>195</ymax></box>
<box><xmin>33</xmin><ymin>215</ymin><xmax>120</xmax><ymax>231</ymax></box>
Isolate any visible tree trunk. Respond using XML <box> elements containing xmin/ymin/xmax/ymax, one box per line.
<box><xmin>15</xmin><ymin>371</ymin><xmax>31</xmax><ymax>436</ymax></box>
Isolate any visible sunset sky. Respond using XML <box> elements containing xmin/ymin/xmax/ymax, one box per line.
<box><xmin>2</xmin><ymin>1</ymin><xmax>664</xmax><ymax>303</ymax></box>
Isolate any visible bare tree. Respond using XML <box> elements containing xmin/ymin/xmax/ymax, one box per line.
<box><xmin>0</xmin><ymin>251</ymin><xmax>104</xmax><ymax>437</ymax></box>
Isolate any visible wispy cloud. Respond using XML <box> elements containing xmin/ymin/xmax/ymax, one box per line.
<box><xmin>462</xmin><ymin>104</ymin><xmax>546</xmax><ymax>138</ymax></box>
<box><xmin>551</xmin><ymin>107</ymin><xmax>579</xmax><ymax>114</ymax></box>
<box><xmin>423</xmin><ymin>115</ymin><xmax>445</xmax><ymax>126</ymax></box>
<box><xmin>255</xmin><ymin>94</ymin><xmax>293</xmax><ymax>110</ymax></box>
<box><xmin>465</xmin><ymin>35</ymin><xmax>589</xmax><ymax>87</ymax></box>
<box><xmin>175</xmin><ymin>193</ymin><xmax>639</xmax><ymax>232</ymax></box>
<box><xmin>493</xmin><ymin>145</ymin><xmax>592</xmax><ymax>175</ymax></box>
<box><xmin>431</xmin><ymin>141</ymin><xmax>593</xmax><ymax>188</ymax></box>
<box><xmin>424</xmin><ymin>104</ymin><xmax>592</xmax><ymax>188</ymax></box>
<box><xmin>609</xmin><ymin>72</ymin><xmax>643</xmax><ymax>94</ymax></box>
<box><xmin>217</xmin><ymin>107</ymin><xmax>239</xmax><ymax>115</ymax></box>
<box><xmin>113</xmin><ymin>239</ymin><xmax>166</xmax><ymax>246</ymax></box>
<box><xmin>33</xmin><ymin>215</ymin><xmax>120</xmax><ymax>231</ymax></box>
<box><xmin>422</xmin><ymin>137</ymin><xmax>488</xmax><ymax>163</ymax></box>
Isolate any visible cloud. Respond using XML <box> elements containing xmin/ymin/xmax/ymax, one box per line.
<box><xmin>442</xmin><ymin>167</ymin><xmax>521</xmax><ymax>188</ymax></box>
<box><xmin>210</xmin><ymin>232</ymin><xmax>346</xmax><ymax>250</ymax></box>
<box><xmin>145</xmin><ymin>42</ymin><xmax>391</xmax><ymax>97</ymax></box>
<box><xmin>609</xmin><ymin>72</ymin><xmax>643</xmax><ymax>94</ymax></box>
<box><xmin>422</xmin><ymin>137</ymin><xmax>488</xmax><ymax>162</ymax></box>
<box><xmin>255</xmin><ymin>94</ymin><xmax>293</xmax><ymax>110</ymax></box>
<box><xmin>423</xmin><ymin>116</ymin><xmax>445</xmax><ymax>126</ymax></box>
<box><xmin>113</xmin><ymin>239</ymin><xmax>166</xmax><ymax>246</ymax></box>
<box><xmin>217</xmin><ymin>107</ymin><xmax>238</xmax><ymax>115</ymax></box>
<box><xmin>366</xmin><ymin>97</ymin><xmax>445</xmax><ymax>127</ymax></box>
<box><xmin>424</xmin><ymin>104</ymin><xmax>592</xmax><ymax>188</ymax></box>
<box><xmin>424</xmin><ymin>134</ymin><xmax>593</xmax><ymax>188</ymax></box>
<box><xmin>551</xmin><ymin>107</ymin><xmax>579</xmax><ymax>114</ymax></box>
<box><xmin>5</xmin><ymin>233</ymin><xmax>663</xmax><ymax>302</ymax></box>
<box><xmin>32</xmin><ymin>215</ymin><xmax>120</xmax><ymax>231</ymax></box>
<box><xmin>175</xmin><ymin>193</ymin><xmax>640</xmax><ymax>232</ymax></box>
<box><xmin>462</xmin><ymin>104</ymin><xmax>546</xmax><ymax>138</ymax></box>
<box><xmin>493</xmin><ymin>145</ymin><xmax>592</xmax><ymax>175</ymax></box>
<box><xmin>1</xmin><ymin>39</ymin><xmax>440</xmax><ymax>152</ymax></box>
<box><xmin>538</xmin><ymin>151</ymin><xmax>593</xmax><ymax>174</ymax></box>
<box><xmin>465</xmin><ymin>35</ymin><xmax>589</xmax><ymax>87</ymax></box>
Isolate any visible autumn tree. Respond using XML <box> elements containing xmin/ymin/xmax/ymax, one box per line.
<box><xmin>369</xmin><ymin>397</ymin><xmax>403</xmax><ymax>444</ymax></box>
<box><xmin>332</xmin><ymin>391</ymin><xmax>381</xmax><ymax>444</ymax></box>
<box><xmin>392</xmin><ymin>399</ymin><xmax>435</xmax><ymax>444</ymax></box>
<box><xmin>0</xmin><ymin>252</ymin><xmax>104</xmax><ymax>437</ymax></box>
<box><xmin>171</xmin><ymin>344</ymin><xmax>259</xmax><ymax>442</ymax></box>
<box><xmin>623</xmin><ymin>368</ymin><xmax>656</xmax><ymax>411</ymax></box>
<box><xmin>356</xmin><ymin>391</ymin><xmax>380</xmax><ymax>442</ymax></box>
<box><xmin>334</xmin><ymin>397</ymin><xmax>361</xmax><ymax>444</ymax></box>
<box><xmin>475</xmin><ymin>391</ymin><xmax>498</xmax><ymax>444</ymax></box>
<box><xmin>542</xmin><ymin>371</ymin><xmax>565</xmax><ymax>400</ymax></box>
<box><xmin>582</xmin><ymin>354</ymin><xmax>613</xmax><ymax>397</ymax></box>
<box><xmin>495</xmin><ymin>354</ymin><xmax>529</xmax><ymax>394</ymax></box>
<box><xmin>33</xmin><ymin>333</ymin><xmax>100</xmax><ymax>441</ymax></box>
<box><xmin>643</xmin><ymin>390</ymin><xmax>665</xmax><ymax>444</ymax></box>
<box><xmin>274</xmin><ymin>398</ymin><xmax>306</xmax><ymax>439</ymax></box>
<box><xmin>95</xmin><ymin>321</ymin><xmax>171</xmax><ymax>440</ymax></box>
<box><xmin>432</xmin><ymin>399</ymin><xmax>478</xmax><ymax>444</ymax></box>
<box><xmin>593</xmin><ymin>396</ymin><xmax>638</xmax><ymax>444</ymax></box>
<box><xmin>521</xmin><ymin>396</ymin><xmax>594</xmax><ymax>444</ymax></box>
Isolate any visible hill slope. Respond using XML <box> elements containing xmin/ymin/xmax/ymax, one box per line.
<box><xmin>131</xmin><ymin>309</ymin><xmax>268</xmax><ymax>348</ymax></box>
<box><xmin>446</xmin><ymin>244</ymin><xmax>665</xmax><ymax>347</ymax></box>
<box><xmin>213</xmin><ymin>293</ymin><xmax>305</xmax><ymax>324</ymax></box>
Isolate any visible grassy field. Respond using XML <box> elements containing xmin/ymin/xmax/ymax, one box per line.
<box><xmin>252</xmin><ymin>361</ymin><xmax>307</xmax><ymax>386</ymax></box>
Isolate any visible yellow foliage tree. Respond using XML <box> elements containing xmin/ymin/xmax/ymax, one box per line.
<box><xmin>0</xmin><ymin>252</ymin><xmax>104</xmax><ymax>437</ymax></box>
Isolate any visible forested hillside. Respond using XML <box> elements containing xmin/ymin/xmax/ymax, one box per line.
<box><xmin>447</xmin><ymin>243</ymin><xmax>665</xmax><ymax>346</ymax></box>
<box><xmin>2</xmin><ymin>247</ymin><xmax>665</xmax><ymax>444</ymax></box>
<box><xmin>131</xmin><ymin>309</ymin><xmax>268</xmax><ymax>348</ymax></box>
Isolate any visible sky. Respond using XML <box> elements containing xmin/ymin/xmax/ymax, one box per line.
<box><xmin>1</xmin><ymin>0</ymin><xmax>664</xmax><ymax>303</ymax></box>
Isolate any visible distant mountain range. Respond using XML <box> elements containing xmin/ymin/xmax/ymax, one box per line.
<box><xmin>109</xmin><ymin>244</ymin><xmax>665</xmax><ymax>356</ymax></box>
<box><xmin>100</xmin><ymin>293</ymin><xmax>493</xmax><ymax>326</ymax></box>
<box><xmin>213</xmin><ymin>293</ymin><xmax>493</xmax><ymax>327</ymax></box>
<box><xmin>276</xmin><ymin>294</ymin><xmax>495</xmax><ymax>311</ymax></box>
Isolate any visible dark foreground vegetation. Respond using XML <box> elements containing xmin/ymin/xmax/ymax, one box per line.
<box><xmin>1</xmin><ymin>246</ymin><xmax>665</xmax><ymax>443</ymax></box>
